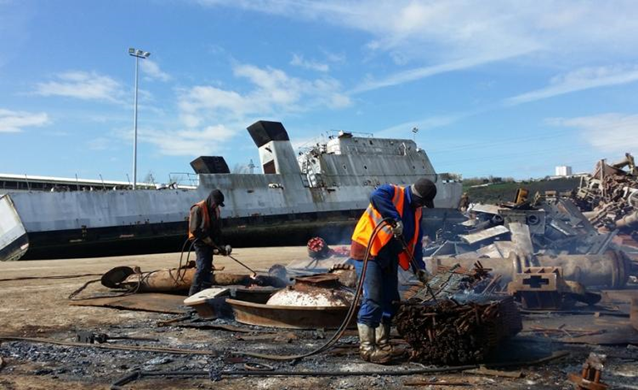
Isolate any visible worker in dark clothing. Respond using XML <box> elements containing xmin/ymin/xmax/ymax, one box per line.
<box><xmin>351</xmin><ymin>178</ymin><xmax>437</xmax><ymax>364</ymax></box>
<box><xmin>188</xmin><ymin>189</ymin><xmax>231</xmax><ymax>296</ymax></box>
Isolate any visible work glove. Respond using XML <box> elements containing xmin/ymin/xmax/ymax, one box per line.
<box><xmin>221</xmin><ymin>245</ymin><xmax>232</xmax><ymax>256</ymax></box>
<box><xmin>416</xmin><ymin>269</ymin><xmax>431</xmax><ymax>284</ymax></box>
<box><xmin>391</xmin><ymin>220</ymin><xmax>404</xmax><ymax>237</ymax></box>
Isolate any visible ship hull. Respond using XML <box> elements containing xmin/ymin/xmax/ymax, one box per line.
<box><xmin>10</xmin><ymin>205</ymin><xmax>463</xmax><ymax>260</ymax></box>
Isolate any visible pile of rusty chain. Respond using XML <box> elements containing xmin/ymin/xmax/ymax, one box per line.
<box><xmin>396</xmin><ymin>298</ymin><xmax>513</xmax><ymax>365</ymax></box>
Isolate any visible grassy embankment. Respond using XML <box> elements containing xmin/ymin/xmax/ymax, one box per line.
<box><xmin>463</xmin><ymin>177</ymin><xmax>581</xmax><ymax>204</ymax></box>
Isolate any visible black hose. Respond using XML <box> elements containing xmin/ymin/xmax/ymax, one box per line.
<box><xmin>111</xmin><ymin>364</ymin><xmax>478</xmax><ymax>389</ymax></box>
<box><xmin>238</xmin><ymin>218</ymin><xmax>395</xmax><ymax>361</ymax></box>
<box><xmin>110</xmin><ymin>350</ymin><xmax>571</xmax><ymax>389</ymax></box>
<box><xmin>175</xmin><ymin>237</ymin><xmax>196</xmax><ymax>284</ymax></box>
<box><xmin>69</xmin><ymin>237</ymin><xmax>195</xmax><ymax>301</ymax></box>
<box><xmin>396</xmin><ymin>235</ymin><xmax>438</xmax><ymax>302</ymax></box>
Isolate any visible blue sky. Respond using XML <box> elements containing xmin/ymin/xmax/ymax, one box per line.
<box><xmin>2</xmin><ymin>0</ymin><xmax>638</xmax><ymax>183</ymax></box>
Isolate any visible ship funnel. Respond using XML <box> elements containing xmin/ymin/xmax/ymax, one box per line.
<box><xmin>247</xmin><ymin>121</ymin><xmax>301</xmax><ymax>175</ymax></box>
<box><xmin>190</xmin><ymin>156</ymin><xmax>230</xmax><ymax>174</ymax></box>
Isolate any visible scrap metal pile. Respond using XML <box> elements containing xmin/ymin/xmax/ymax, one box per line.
<box><xmin>397</xmin><ymin>264</ymin><xmax>522</xmax><ymax>365</ymax></box>
<box><xmin>430</xmin><ymin>196</ymin><xmax>622</xmax><ymax>259</ymax></box>
<box><xmin>574</xmin><ymin>153</ymin><xmax>638</xmax><ymax>247</ymax></box>
<box><xmin>424</xmin><ymin>185</ymin><xmax>638</xmax><ymax>292</ymax></box>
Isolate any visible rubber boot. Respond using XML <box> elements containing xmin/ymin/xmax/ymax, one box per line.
<box><xmin>357</xmin><ymin>323</ymin><xmax>391</xmax><ymax>364</ymax></box>
<box><xmin>375</xmin><ymin>323</ymin><xmax>395</xmax><ymax>356</ymax></box>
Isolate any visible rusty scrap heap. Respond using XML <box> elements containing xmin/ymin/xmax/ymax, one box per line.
<box><xmin>396</xmin><ymin>264</ymin><xmax>522</xmax><ymax>365</ymax></box>
<box><xmin>575</xmin><ymin>153</ymin><xmax>638</xmax><ymax>237</ymax></box>
<box><xmin>424</xmin><ymin>185</ymin><xmax>637</xmax><ymax>291</ymax></box>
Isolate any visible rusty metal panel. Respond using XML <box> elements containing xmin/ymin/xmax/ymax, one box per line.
<box><xmin>227</xmin><ymin>298</ymin><xmax>356</xmax><ymax>329</ymax></box>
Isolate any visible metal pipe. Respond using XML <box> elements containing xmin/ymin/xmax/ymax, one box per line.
<box><xmin>428</xmin><ymin>250</ymin><xmax>631</xmax><ymax>288</ymax></box>
<box><xmin>119</xmin><ymin>268</ymin><xmax>283</xmax><ymax>292</ymax></box>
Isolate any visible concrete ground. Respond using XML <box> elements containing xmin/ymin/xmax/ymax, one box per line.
<box><xmin>0</xmin><ymin>247</ymin><xmax>307</xmax><ymax>335</ymax></box>
<box><xmin>1</xmin><ymin>247</ymin><xmax>637</xmax><ymax>389</ymax></box>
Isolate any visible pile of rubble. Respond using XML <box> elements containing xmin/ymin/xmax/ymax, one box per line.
<box><xmin>424</xmin><ymin>178</ymin><xmax>638</xmax><ymax>311</ymax></box>
<box><xmin>430</xmin><ymin>194</ymin><xmax>621</xmax><ymax>258</ymax></box>
<box><xmin>574</xmin><ymin>153</ymin><xmax>638</xmax><ymax>247</ymax></box>
<box><xmin>396</xmin><ymin>297</ymin><xmax>521</xmax><ymax>365</ymax></box>
<box><xmin>397</xmin><ymin>264</ymin><xmax>521</xmax><ymax>365</ymax></box>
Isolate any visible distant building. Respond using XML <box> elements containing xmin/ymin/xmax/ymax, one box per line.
<box><xmin>555</xmin><ymin>166</ymin><xmax>573</xmax><ymax>177</ymax></box>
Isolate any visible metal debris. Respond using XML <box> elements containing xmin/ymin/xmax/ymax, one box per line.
<box><xmin>425</xmin><ymin>183</ymin><xmax>637</xmax><ymax>289</ymax></box>
<box><xmin>228</xmin><ymin>272</ymin><xmax>358</xmax><ymax>329</ymax></box>
<box><xmin>227</xmin><ymin>298</ymin><xmax>356</xmax><ymax>329</ymax></box>
<box><xmin>507</xmin><ymin>267</ymin><xmax>601</xmax><ymax>310</ymax></box>
<box><xmin>460</xmin><ymin>225</ymin><xmax>510</xmax><ymax>245</ymax></box>
<box><xmin>266</xmin><ymin>274</ymin><xmax>353</xmax><ymax>307</ymax></box>
<box><xmin>307</xmin><ymin>237</ymin><xmax>331</xmax><ymax>259</ymax></box>
<box><xmin>100</xmin><ymin>264</ymin><xmax>286</xmax><ymax>293</ymax></box>
<box><xmin>183</xmin><ymin>287</ymin><xmax>230</xmax><ymax>319</ymax></box>
<box><xmin>398</xmin><ymin>264</ymin><xmax>521</xmax><ymax>365</ymax></box>
<box><xmin>575</xmin><ymin>154</ymin><xmax>638</xmax><ymax>231</ymax></box>
<box><xmin>463</xmin><ymin>366</ymin><xmax>523</xmax><ymax>378</ymax></box>
<box><xmin>407</xmin><ymin>263</ymin><xmax>501</xmax><ymax>302</ymax></box>
<box><xmin>396</xmin><ymin>296</ymin><xmax>521</xmax><ymax>365</ymax></box>
<box><xmin>0</xmin><ymin>336</ymin><xmax>215</xmax><ymax>356</ymax></box>
<box><xmin>76</xmin><ymin>331</ymin><xmax>158</xmax><ymax>344</ymax></box>
<box><xmin>429</xmin><ymin>251</ymin><xmax>631</xmax><ymax>288</ymax></box>
<box><xmin>568</xmin><ymin>352</ymin><xmax>609</xmax><ymax>390</ymax></box>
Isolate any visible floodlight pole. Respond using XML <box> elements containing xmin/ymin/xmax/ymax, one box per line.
<box><xmin>132</xmin><ymin>54</ymin><xmax>139</xmax><ymax>190</ymax></box>
<box><xmin>129</xmin><ymin>48</ymin><xmax>150</xmax><ymax>190</ymax></box>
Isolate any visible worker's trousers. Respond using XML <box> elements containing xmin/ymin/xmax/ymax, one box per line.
<box><xmin>189</xmin><ymin>243</ymin><xmax>214</xmax><ymax>296</ymax></box>
<box><xmin>357</xmin><ymin>244</ymin><xmax>400</xmax><ymax>328</ymax></box>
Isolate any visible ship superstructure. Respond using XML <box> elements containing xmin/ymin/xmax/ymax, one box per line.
<box><xmin>0</xmin><ymin>121</ymin><xmax>462</xmax><ymax>261</ymax></box>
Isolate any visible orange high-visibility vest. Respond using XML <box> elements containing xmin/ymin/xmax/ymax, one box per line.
<box><xmin>351</xmin><ymin>185</ymin><xmax>422</xmax><ymax>271</ymax></box>
<box><xmin>188</xmin><ymin>200</ymin><xmax>211</xmax><ymax>240</ymax></box>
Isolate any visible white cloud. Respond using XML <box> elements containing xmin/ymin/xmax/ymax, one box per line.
<box><xmin>506</xmin><ymin>65</ymin><xmax>638</xmax><ymax>105</ymax></box>
<box><xmin>290</xmin><ymin>54</ymin><xmax>329</xmax><ymax>72</ymax></box>
<box><xmin>34</xmin><ymin>71</ymin><xmax>123</xmax><ymax>103</ymax></box>
<box><xmin>199</xmin><ymin>1</ymin><xmax>638</xmax><ymax>91</ymax></box>
<box><xmin>178</xmin><ymin>63</ymin><xmax>351</xmax><ymax>129</ymax></box>
<box><xmin>0</xmin><ymin>108</ymin><xmax>49</xmax><ymax>133</ymax></box>
<box><xmin>548</xmin><ymin>113</ymin><xmax>638</xmax><ymax>154</ymax></box>
<box><xmin>321</xmin><ymin>49</ymin><xmax>346</xmax><ymax>64</ymax></box>
<box><xmin>131</xmin><ymin>62</ymin><xmax>350</xmax><ymax>156</ymax></box>
<box><xmin>353</xmin><ymin>51</ymin><xmax>533</xmax><ymax>93</ymax></box>
<box><xmin>139</xmin><ymin>124</ymin><xmax>236</xmax><ymax>156</ymax></box>
<box><xmin>140</xmin><ymin>60</ymin><xmax>171</xmax><ymax>82</ymax></box>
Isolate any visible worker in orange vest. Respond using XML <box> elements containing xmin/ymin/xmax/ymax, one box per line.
<box><xmin>188</xmin><ymin>189</ymin><xmax>231</xmax><ymax>296</ymax></box>
<box><xmin>351</xmin><ymin>178</ymin><xmax>437</xmax><ymax>364</ymax></box>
